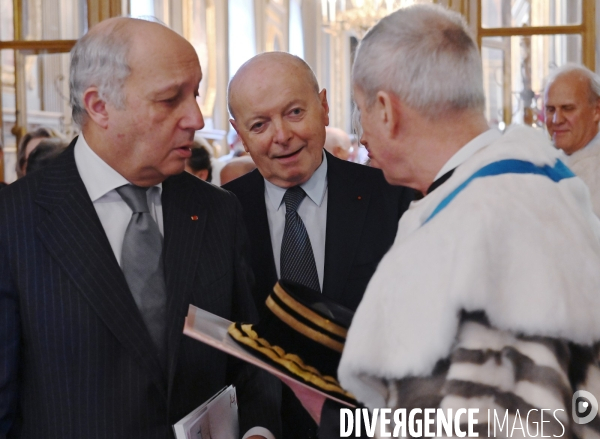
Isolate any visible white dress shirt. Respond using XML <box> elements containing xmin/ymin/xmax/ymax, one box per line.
<box><xmin>264</xmin><ymin>151</ymin><xmax>328</xmax><ymax>291</ymax></box>
<box><xmin>74</xmin><ymin>135</ymin><xmax>273</xmax><ymax>439</ymax></box>
<box><xmin>74</xmin><ymin>135</ymin><xmax>163</xmax><ymax>265</ymax></box>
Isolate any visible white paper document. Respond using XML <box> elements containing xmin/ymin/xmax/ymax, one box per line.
<box><xmin>172</xmin><ymin>385</ymin><xmax>239</xmax><ymax>439</ymax></box>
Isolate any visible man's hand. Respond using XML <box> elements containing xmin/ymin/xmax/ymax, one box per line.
<box><xmin>278</xmin><ymin>375</ymin><xmax>326</xmax><ymax>424</ymax></box>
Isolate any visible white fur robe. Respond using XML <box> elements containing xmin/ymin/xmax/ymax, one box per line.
<box><xmin>338</xmin><ymin>125</ymin><xmax>600</xmax><ymax>437</ymax></box>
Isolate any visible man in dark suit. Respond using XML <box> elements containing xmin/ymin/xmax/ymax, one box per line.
<box><xmin>224</xmin><ymin>52</ymin><xmax>414</xmax><ymax>439</ymax></box>
<box><xmin>0</xmin><ymin>18</ymin><xmax>279</xmax><ymax>439</ymax></box>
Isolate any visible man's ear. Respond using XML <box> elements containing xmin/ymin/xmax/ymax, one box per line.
<box><xmin>229</xmin><ymin>118</ymin><xmax>238</xmax><ymax>133</ymax></box>
<box><xmin>83</xmin><ymin>87</ymin><xmax>109</xmax><ymax>129</ymax></box>
<box><xmin>376</xmin><ymin>90</ymin><xmax>401</xmax><ymax>137</ymax></box>
<box><xmin>229</xmin><ymin>119</ymin><xmax>250</xmax><ymax>153</ymax></box>
<box><xmin>593</xmin><ymin>98</ymin><xmax>600</xmax><ymax>124</ymax></box>
<box><xmin>319</xmin><ymin>89</ymin><xmax>330</xmax><ymax>127</ymax></box>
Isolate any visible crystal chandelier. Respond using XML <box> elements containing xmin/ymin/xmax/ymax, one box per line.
<box><xmin>321</xmin><ymin>0</ymin><xmax>424</xmax><ymax>36</ymax></box>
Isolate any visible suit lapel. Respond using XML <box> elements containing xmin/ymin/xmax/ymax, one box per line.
<box><xmin>322</xmin><ymin>152</ymin><xmax>373</xmax><ymax>302</ymax></box>
<box><xmin>238</xmin><ymin>171</ymin><xmax>278</xmax><ymax>290</ymax></box>
<box><xmin>161</xmin><ymin>175</ymin><xmax>207</xmax><ymax>399</ymax></box>
<box><xmin>35</xmin><ymin>143</ymin><xmax>167</xmax><ymax>398</ymax></box>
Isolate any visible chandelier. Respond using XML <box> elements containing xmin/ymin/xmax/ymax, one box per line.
<box><xmin>321</xmin><ymin>0</ymin><xmax>424</xmax><ymax>36</ymax></box>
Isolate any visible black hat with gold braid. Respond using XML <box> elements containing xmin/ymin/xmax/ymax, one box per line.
<box><xmin>227</xmin><ymin>280</ymin><xmax>356</xmax><ymax>404</ymax></box>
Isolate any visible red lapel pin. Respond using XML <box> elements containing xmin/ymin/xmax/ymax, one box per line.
<box><xmin>191</xmin><ymin>215</ymin><xmax>198</xmax><ymax>221</ymax></box>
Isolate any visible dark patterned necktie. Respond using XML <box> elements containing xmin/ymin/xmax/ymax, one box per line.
<box><xmin>116</xmin><ymin>184</ymin><xmax>167</xmax><ymax>364</ymax></box>
<box><xmin>280</xmin><ymin>186</ymin><xmax>321</xmax><ymax>292</ymax></box>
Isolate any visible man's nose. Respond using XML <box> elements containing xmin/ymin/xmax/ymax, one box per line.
<box><xmin>182</xmin><ymin>97</ymin><xmax>205</xmax><ymax>131</ymax></box>
<box><xmin>273</xmin><ymin>119</ymin><xmax>292</xmax><ymax>144</ymax></box>
<box><xmin>359</xmin><ymin>132</ymin><xmax>367</xmax><ymax>148</ymax></box>
<box><xmin>552</xmin><ymin>109</ymin><xmax>564</xmax><ymax>124</ymax></box>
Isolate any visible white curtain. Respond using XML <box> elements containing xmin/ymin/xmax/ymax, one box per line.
<box><xmin>289</xmin><ymin>0</ymin><xmax>304</xmax><ymax>59</ymax></box>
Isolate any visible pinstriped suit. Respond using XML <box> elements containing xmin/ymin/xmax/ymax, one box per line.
<box><xmin>0</xmin><ymin>141</ymin><xmax>281</xmax><ymax>439</ymax></box>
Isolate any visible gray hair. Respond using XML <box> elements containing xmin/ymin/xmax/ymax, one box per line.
<box><xmin>69</xmin><ymin>19</ymin><xmax>133</xmax><ymax>126</ymax></box>
<box><xmin>545</xmin><ymin>63</ymin><xmax>600</xmax><ymax>104</ymax></box>
<box><xmin>352</xmin><ymin>4</ymin><xmax>484</xmax><ymax>120</ymax></box>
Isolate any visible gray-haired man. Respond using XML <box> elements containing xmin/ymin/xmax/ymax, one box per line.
<box><xmin>287</xmin><ymin>5</ymin><xmax>600</xmax><ymax>438</ymax></box>
<box><xmin>544</xmin><ymin>63</ymin><xmax>600</xmax><ymax>216</ymax></box>
<box><xmin>0</xmin><ymin>17</ymin><xmax>279</xmax><ymax>439</ymax></box>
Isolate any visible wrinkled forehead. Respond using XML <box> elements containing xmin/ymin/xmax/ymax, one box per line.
<box><xmin>547</xmin><ymin>73</ymin><xmax>591</xmax><ymax>101</ymax></box>
<box><xmin>127</xmin><ymin>34</ymin><xmax>201</xmax><ymax>86</ymax></box>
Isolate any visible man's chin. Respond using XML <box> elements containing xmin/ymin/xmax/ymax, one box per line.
<box><xmin>160</xmin><ymin>161</ymin><xmax>187</xmax><ymax>179</ymax></box>
<box><xmin>368</xmin><ymin>157</ymin><xmax>382</xmax><ymax>169</ymax></box>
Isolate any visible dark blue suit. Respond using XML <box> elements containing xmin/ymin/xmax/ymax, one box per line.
<box><xmin>0</xmin><ymin>140</ymin><xmax>280</xmax><ymax>439</ymax></box>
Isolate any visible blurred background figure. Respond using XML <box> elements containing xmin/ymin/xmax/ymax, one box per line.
<box><xmin>16</xmin><ymin>127</ymin><xmax>65</xmax><ymax>178</ymax></box>
<box><xmin>348</xmin><ymin>134</ymin><xmax>361</xmax><ymax>163</ymax></box>
<box><xmin>186</xmin><ymin>140</ymin><xmax>213</xmax><ymax>182</ymax></box>
<box><xmin>544</xmin><ymin>63</ymin><xmax>600</xmax><ymax>216</ymax></box>
<box><xmin>323</xmin><ymin>127</ymin><xmax>352</xmax><ymax>161</ymax></box>
<box><xmin>25</xmin><ymin>138</ymin><xmax>68</xmax><ymax>175</ymax></box>
<box><xmin>210</xmin><ymin>131</ymin><xmax>248</xmax><ymax>186</ymax></box>
<box><xmin>220</xmin><ymin>155</ymin><xmax>256</xmax><ymax>185</ymax></box>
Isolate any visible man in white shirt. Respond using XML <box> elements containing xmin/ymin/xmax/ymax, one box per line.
<box><xmin>0</xmin><ymin>17</ymin><xmax>279</xmax><ymax>439</ymax></box>
<box><xmin>544</xmin><ymin>64</ymin><xmax>600</xmax><ymax>216</ymax></box>
<box><xmin>284</xmin><ymin>5</ymin><xmax>600</xmax><ymax>438</ymax></box>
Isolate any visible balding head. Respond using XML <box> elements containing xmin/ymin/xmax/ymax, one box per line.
<box><xmin>70</xmin><ymin>17</ymin><xmax>185</xmax><ymax>126</ymax></box>
<box><xmin>228</xmin><ymin>52</ymin><xmax>319</xmax><ymax>120</ymax></box>
<box><xmin>70</xmin><ymin>16</ymin><xmax>204</xmax><ymax>186</ymax></box>
<box><xmin>545</xmin><ymin>64</ymin><xmax>600</xmax><ymax>104</ymax></box>
<box><xmin>220</xmin><ymin>156</ymin><xmax>257</xmax><ymax>185</ymax></box>
<box><xmin>226</xmin><ymin>52</ymin><xmax>328</xmax><ymax>188</ymax></box>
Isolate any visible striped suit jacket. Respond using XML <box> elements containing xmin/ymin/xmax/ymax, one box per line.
<box><xmin>0</xmin><ymin>143</ymin><xmax>281</xmax><ymax>438</ymax></box>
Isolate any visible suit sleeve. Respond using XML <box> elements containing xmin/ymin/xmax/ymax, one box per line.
<box><xmin>0</xmin><ymin>206</ymin><xmax>21</xmax><ymax>439</ymax></box>
<box><xmin>226</xmin><ymin>195</ymin><xmax>282</xmax><ymax>438</ymax></box>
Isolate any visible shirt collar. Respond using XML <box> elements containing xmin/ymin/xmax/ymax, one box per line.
<box><xmin>265</xmin><ymin>150</ymin><xmax>328</xmax><ymax>210</ymax></box>
<box><xmin>74</xmin><ymin>134</ymin><xmax>162</xmax><ymax>202</ymax></box>
<box><xmin>433</xmin><ymin>128</ymin><xmax>502</xmax><ymax>181</ymax></box>
<box><xmin>585</xmin><ymin>130</ymin><xmax>600</xmax><ymax>150</ymax></box>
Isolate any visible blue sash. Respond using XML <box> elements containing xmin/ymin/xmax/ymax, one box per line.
<box><xmin>424</xmin><ymin>159</ymin><xmax>575</xmax><ymax>225</ymax></box>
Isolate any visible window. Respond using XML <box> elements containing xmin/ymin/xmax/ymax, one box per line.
<box><xmin>289</xmin><ymin>0</ymin><xmax>304</xmax><ymax>59</ymax></box>
<box><xmin>0</xmin><ymin>0</ymin><xmax>88</xmax><ymax>183</ymax></box>
<box><xmin>478</xmin><ymin>0</ymin><xmax>595</xmax><ymax>129</ymax></box>
<box><xmin>228</xmin><ymin>0</ymin><xmax>256</xmax><ymax>80</ymax></box>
